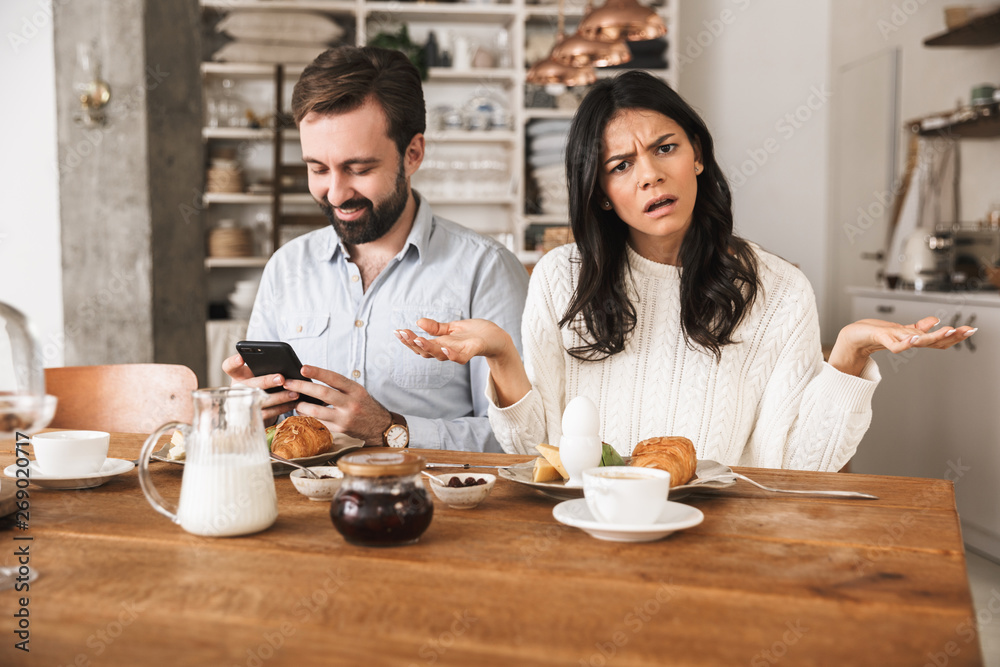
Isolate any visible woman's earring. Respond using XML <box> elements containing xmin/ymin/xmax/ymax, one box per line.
<box><xmin>601</xmin><ymin>199</ymin><xmax>613</xmax><ymax>210</ymax></box>
<box><xmin>694</xmin><ymin>165</ymin><xmax>702</xmax><ymax>174</ymax></box>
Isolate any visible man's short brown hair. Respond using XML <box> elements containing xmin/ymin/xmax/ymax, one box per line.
<box><xmin>292</xmin><ymin>46</ymin><xmax>426</xmax><ymax>156</ymax></box>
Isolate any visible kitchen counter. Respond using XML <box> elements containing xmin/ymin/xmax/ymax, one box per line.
<box><xmin>848</xmin><ymin>286</ymin><xmax>1000</xmax><ymax>307</ymax></box>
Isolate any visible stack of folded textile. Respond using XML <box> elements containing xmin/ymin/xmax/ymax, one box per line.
<box><xmin>606</xmin><ymin>37</ymin><xmax>668</xmax><ymax>70</ymax></box>
<box><xmin>211</xmin><ymin>11</ymin><xmax>346</xmax><ymax>64</ymax></box>
<box><xmin>527</xmin><ymin>120</ymin><xmax>572</xmax><ymax>218</ymax></box>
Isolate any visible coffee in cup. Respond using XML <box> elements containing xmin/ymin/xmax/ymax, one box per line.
<box><xmin>31</xmin><ymin>430</ymin><xmax>110</xmax><ymax>476</ymax></box>
<box><xmin>582</xmin><ymin>466</ymin><xmax>671</xmax><ymax>525</ymax></box>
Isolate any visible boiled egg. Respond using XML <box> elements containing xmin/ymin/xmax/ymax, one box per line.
<box><xmin>561</xmin><ymin>395</ymin><xmax>600</xmax><ymax>437</ymax></box>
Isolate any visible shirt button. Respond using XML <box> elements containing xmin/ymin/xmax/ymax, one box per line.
<box><xmin>355</xmin><ymin>320</ymin><xmax>363</xmax><ymax>328</ymax></box>
<box><xmin>351</xmin><ymin>275</ymin><xmax>359</xmax><ymax>282</ymax></box>
<box><xmin>296</xmin><ymin>325</ymin><xmax>302</xmax><ymax>333</ymax></box>
<box><xmin>352</xmin><ymin>370</ymin><xmax>361</xmax><ymax>379</ymax></box>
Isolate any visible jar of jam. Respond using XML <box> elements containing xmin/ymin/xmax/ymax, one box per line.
<box><xmin>331</xmin><ymin>451</ymin><xmax>434</xmax><ymax>547</ymax></box>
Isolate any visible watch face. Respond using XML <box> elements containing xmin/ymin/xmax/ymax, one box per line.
<box><xmin>386</xmin><ymin>425</ymin><xmax>408</xmax><ymax>448</ymax></box>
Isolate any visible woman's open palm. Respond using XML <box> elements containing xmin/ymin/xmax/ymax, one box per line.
<box><xmin>394</xmin><ymin>317</ymin><xmax>512</xmax><ymax>365</ymax></box>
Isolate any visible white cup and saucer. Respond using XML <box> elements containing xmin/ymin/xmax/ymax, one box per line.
<box><xmin>552</xmin><ymin>466</ymin><xmax>704</xmax><ymax>542</ymax></box>
<box><xmin>2</xmin><ymin>431</ymin><xmax>134</xmax><ymax>489</ymax></box>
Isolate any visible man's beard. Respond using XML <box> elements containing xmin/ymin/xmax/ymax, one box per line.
<box><xmin>319</xmin><ymin>160</ymin><xmax>409</xmax><ymax>245</ymax></box>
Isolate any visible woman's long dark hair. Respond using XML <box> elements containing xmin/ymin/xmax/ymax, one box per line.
<box><xmin>560</xmin><ymin>70</ymin><xmax>759</xmax><ymax>361</ymax></box>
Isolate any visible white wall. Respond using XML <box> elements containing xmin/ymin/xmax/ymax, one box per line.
<box><xmin>678</xmin><ymin>0</ymin><xmax>833</xmax><ymax>335</ymax></box>
<box><xmin>0</xmin><ymin>0</ymin><xmax>63</xmax><ymax>368</ymax></box>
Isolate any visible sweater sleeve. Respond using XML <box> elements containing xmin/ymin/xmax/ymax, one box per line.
<box><xmin>485</xmin><ymin>250</ymin><xmax>568</xmax><ymax>455</ymax></box>
<box><xmin>739</xmin><ymin>277</ymin><xmax>880</xmax><ymax>472</ymax></box>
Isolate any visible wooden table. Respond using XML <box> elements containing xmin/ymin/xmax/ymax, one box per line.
<box><xmin>0</xmin><ymin>434</ymin><xmax>984</xmax><ymax>666</ymax></box>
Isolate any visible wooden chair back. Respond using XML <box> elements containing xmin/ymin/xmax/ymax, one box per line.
<box><xmin>45</xmin><ymin>364</ymin><xmax>199</xmax><ymax>434</ymax></box>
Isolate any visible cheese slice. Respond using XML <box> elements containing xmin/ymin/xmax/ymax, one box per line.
<box><xmin>167</xmin><ymin>429</ymin><xmax>186</xmax><ymax>461</ymax></box>
<box><xmin>535</xmin><ymin>443</ymin><xmax>568</xmax><ymax>480</ymax></box>
<box><xmin>532</xmin><ymin>456</ymin><xmax>562</xmax><ymax>482</ymax></box>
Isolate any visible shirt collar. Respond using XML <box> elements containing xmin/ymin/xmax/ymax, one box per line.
<box><xmin>316</xmin><ymin>191</ymin><xmax>434</xmax><ymax>265</ymax></box>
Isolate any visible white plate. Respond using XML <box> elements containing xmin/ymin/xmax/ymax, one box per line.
<box><xmin>553</xmin><ymin>498</ymin><xmax>704</xmax><ymax>542</ymax></box>
<box><xmin>499</xmin><ymin>458</ymin><xmax>736</xmax><ymax>501</ymax></box>
<box><xmin>3</xmin><ymin>458</ymin><xmax>135</xmax><ymax>490</ymax></box>
<box><xmin>150</xmin><ymin>434</ymin><xmax>364</xmax><ymax>476</ymax></box>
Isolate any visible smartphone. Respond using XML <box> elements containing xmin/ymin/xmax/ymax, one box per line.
<box><xmin>235</xmin><ymin>340</ymin><xmax>325</xmax><ymax>405</ymax></box>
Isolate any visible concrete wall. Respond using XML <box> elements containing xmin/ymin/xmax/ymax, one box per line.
<box><xmin>677</xmin><ymin>0</ymin><xmax>834</xmax><ymax>335</ymax></box>
<box><xmin>0</xmin><ymin>0</ymin><xmax>64</xmax><ymax>370</ymax></box>
<box><xmin>52</xmin><ymin>0</ymin><xmax>207</xmax><ymax>380</ymax></box>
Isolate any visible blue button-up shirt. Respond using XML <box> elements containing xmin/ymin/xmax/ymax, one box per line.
<box><xmin>246</xmin><ymin>196</ymin><xmax>529</xmax><ymax>452</ymax></box>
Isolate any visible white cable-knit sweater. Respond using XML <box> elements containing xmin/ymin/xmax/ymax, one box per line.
<box><xmin>487</xmin><ymin>243</ymin><xmax>880</xmax><ymax>471</ymax></box>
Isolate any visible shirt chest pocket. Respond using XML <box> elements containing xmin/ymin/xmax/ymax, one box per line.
<box><xmin>278</xmin><ymin>314</ymin><xmax>330</xmax><ymax>369</ymax></box>
<box><xmin>391</xmin><ymin>305</ymin><xmax>462</xmax><ymax>389</ymax></box>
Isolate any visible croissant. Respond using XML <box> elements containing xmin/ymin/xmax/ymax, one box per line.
<box><xmin>270</xmin><ymin>416</ymin><xmax>334</xmax><ymax>459</ymax></box>
<box><xmin>631</xmin><ymin>436</ymin><xmax>697</xmax><ymax>487</ymax></box>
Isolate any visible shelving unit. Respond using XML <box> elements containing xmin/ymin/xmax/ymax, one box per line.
<box><xmin>198</xmin><ymin>0</ymin><xmax>678</xmax><ymax>295</ymax></box>
<box><xmin>909</xmin><ymin>106</ymin><xmax>1000</xmax><ymax>139</ymax></box>
<box><xmin>924</xmin><ymin>8</ymin><xmax>1000</xmax><ymax>47</ymax></box>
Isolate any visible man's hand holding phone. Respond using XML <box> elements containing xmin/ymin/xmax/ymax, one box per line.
<box><xmin>224</xmin><ymin>341</ymin><xmax>395</xmax><ymax>445</ymax></box>
<box><xmin>222</xmin><ymin>353</ymin><xmax>301</xmax><ymax>425</ymax></box>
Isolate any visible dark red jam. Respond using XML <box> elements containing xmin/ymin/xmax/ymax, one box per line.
<box><xmin>331</xmin><ymin>488</ymin><xmax>434</xmax><ymax>547</ymax></box>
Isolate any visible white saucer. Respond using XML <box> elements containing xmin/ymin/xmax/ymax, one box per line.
<box><xmin>2</xmin><ymin>458</ymin><xmax>135</xmax><ymax>490</ymax></box>
<box><xmin>552</xmin><ymin>498</ymin><xmax>704</xmax><ymax>543</ymax></box>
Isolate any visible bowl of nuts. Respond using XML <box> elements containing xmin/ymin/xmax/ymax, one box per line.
<box><xmin>426</xmin><ymin>473</ymin><xmax>496</xmax><ymax>509</ymax></box>
<box><xmin>290</xmin><ymin>466</ymin><xmax>344</xmax><ymax>501</ymax></box>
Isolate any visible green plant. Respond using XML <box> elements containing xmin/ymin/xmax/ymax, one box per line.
<box><xmin>369</xmin><ymin>25</ymin><xmax>428</xmax><ymax>81</ymax></box>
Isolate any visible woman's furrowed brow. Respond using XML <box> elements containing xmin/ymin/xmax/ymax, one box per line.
<box><xmin>603</xmin><ymin>133</ymin><xmax>675</xmax><ymax>165</ymax></box>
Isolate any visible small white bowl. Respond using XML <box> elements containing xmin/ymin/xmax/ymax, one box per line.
<box><xmin>289</xmin><ymin>466</ymin><xmax>343</xmax><ymax>501</ymax></box>
<box><xmin>427</xmin><ymin>473</ymin><xmax>496</xmax><ymax>509</ymax></box>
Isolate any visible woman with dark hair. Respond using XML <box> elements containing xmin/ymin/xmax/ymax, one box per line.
<box><xmin>396</xmin><ymin>71</ymin><xmax>974</xmax><ymax>469</ymax></box>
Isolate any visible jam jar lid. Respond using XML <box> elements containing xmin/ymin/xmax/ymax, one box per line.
<box><xmin>337</xmin><ymin>451</ymin><xmax>425</xmax><ymax>477</ymax></box>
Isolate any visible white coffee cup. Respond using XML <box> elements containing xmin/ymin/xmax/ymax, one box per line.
<box><xmin>31</xmin><ymin>430</ymin><xmax>110</xmax><ymax>477</ymax></box>
<box><xmin>582</xmin><ymin>466</ymin><xmax>671</xmax><ymax>525</ymax></box>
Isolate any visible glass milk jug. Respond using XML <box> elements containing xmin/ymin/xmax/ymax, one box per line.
<box><xmin>138</xmin><ymin>386</ymin><xmax>277</xmax><ymax>537</ymax></box>
<box><xmin>0</xmin><ymin>301</ymin><xmax>57</xmax><ymax>437</ymax></box>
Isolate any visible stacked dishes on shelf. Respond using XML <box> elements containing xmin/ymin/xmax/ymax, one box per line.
<box><xmin>206</xmin><ymin>157</ymin><xmax>244</xmax><ymax>194</ymax></box>
<box><xmin>228</xmin><ymin>278</ymin><xmax>260</xmax><ymax>321</ymax></box>
<box><xmin>208</xmin><ymin>219</ymin><xmax>253</xmax><ymax>258</ymax></box>
<box><xmin>527</xmin><ymin>119</ymin><xmax>572</xmax><ymax>219</ymax></box>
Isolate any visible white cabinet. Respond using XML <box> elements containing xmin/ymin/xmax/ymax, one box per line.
<box><xmin>850</xmin><ymin>288</ymin><xmax>1000</xmax><ymax>560</ymax></box>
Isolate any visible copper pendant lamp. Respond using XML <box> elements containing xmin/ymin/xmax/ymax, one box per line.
<box><xmin>526</xmin><ymin>0</ymin><xmax>598</xmax><ymax>87</ymax></box>
<box><xmin>546</xmin><ymin>0</ymin><xmax>631</xmax><ymax>68</ymax></box>
<box><xmin>550</xmin><ymin>31</ymin><xmax>632</xmax><ymax>68</ymax></box>
<box><xmin>578</xmin><ymin>0</ymin><xmax>667</xmax><ymax>42</ymax></box>
<box><xmin>526</xmin><ymin>49</ymin><xmax>598</xmax><ymax>86</ymax></box>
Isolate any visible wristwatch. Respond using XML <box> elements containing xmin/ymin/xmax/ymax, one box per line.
<box><xmin>382</xmin><ymin>412</ymin><xmax>409</xmax><ymax>448</ymax></box>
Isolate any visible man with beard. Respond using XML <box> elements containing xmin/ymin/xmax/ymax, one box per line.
<box><xmin>223</xmin><ymin>46</ymin><xmax>528</xmax><ymax>452</ymax></box>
